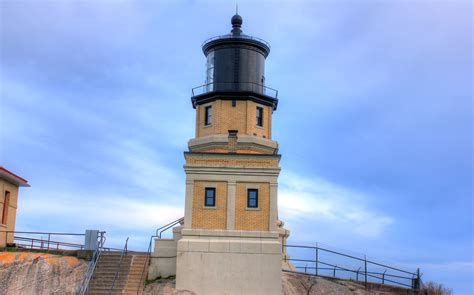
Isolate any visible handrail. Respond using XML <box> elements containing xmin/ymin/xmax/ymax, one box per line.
<box><xmin>1</xmin><ymin>230</ymin><xmax>86</xmax><ymax>252</ymax></box>
<box><xmin>283</xmin><ymin>243</ymin><xmax>421</xmax><ymax>290</ymax></box>
<box><xmin>0</xmin><ymin>230</ymin><xmax>85</xmax><ymax>236</ymax></box>
<box><xmin>77</xmin><ymin>231</ymin><xmax>106</xmax><ymax>295</ymax></box>
<box><xmin>14</xmin><ymin>238</ymin><xmax>84</xmax><ymax>251</ymax></box>
<box><xmin>136</xmin><ymin>217</ymin><xmax>184</xmax><ymax>295</ymax></box>
<box><xmin>158</xmin><ymin>217</ymin><xmax>184</xmax><ymax>238</ymax></box>
<box><xmin>109</xmin><ymin>237</ymin><xmax>129</xmax><ymax>294</ymax></box>
<box><xmin>285</xmin><ymin>244</ymin><xmax>416</xmax><ymax>276</ymax></box>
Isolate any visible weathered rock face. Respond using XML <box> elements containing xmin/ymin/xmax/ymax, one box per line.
<box><xmin>144</xmin><ymin>278</ymin><xmax>195</xmax><ymax>295</ymax></box>
<box><xmin>282</xmin><ymin>272</ymin><xmax>354</xmax><ymax>295</ymax></box>
<box><xmin>282</xmin><ymin>272</ymin><xmax>415</xmax><ymax>295</ymax></box>
<box><xmin>0</xmin><ymin>252</ymin><xmax>87</xmax><ymax>295</ymax></box>
<box><xmin>143</xmin><ymin>272</ymin><xmax>413</xmax><ymax>295</ymax></box>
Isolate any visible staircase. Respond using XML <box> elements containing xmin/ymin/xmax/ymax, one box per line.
<box><xmin>87</xmin><ymin>251</ymin><xmax>149</xmax><ymax>294</ymax></box>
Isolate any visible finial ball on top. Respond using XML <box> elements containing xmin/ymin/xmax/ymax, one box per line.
<box><xmin>231</xmin><ymin>14</ymin><xmax>243</xmax><ymax>27</ymax></box>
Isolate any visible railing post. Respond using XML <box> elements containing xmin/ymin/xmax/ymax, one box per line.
<box><xmin>414</xmin><ymin>268</ymin><xmax>421</xmax><ymax>290</ymax></box>
<box><xmin>333</xmin><ymin>265</ymin><xmax>337</xmax><ymax>277</ymax></box>
<box><xmin>304</xmin><ymin>264</ymin><xmax>307</xmax><ymax>273</ymax></box>
<box><xmin>382</xmin><ymin>270</ymin><xmax>386</xmax><ymax>284</ymax></box>
<box><xmin>47</xmin><ymin>233</ymin><xmax>51</xmax><ymax>251</ymax></box>
<box><xmin>364</xmin><ymin>255</ymin><xmax>368</xmax><ymax>290</ymax></box>
<box><xmin>315</xmin><ymin>244</ymin><xmax>319</xmax><ymax>276</ymax></box>
<box><xmin>356</xmin><ymin>267</ymin><xmax>361</xmax><ymax>281</ymax></box>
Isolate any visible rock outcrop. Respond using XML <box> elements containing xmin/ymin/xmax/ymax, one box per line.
<box><xmin>143</xmin><ymin>272</ymin><xmax>414</xmax><ymax>295</ymax></box>
<box><xmin>0</xmin><ymin>251</ymin><xmax>87</xmax><ymax>295</ymax></box>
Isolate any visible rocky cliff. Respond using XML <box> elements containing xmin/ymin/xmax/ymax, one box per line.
<box><xmin>143</xmin><ymin>272</ymin><xmax>415</xmax><ymax>295</ymax></box>
<box><xmin>0</xmin><ymin>251</ymin><xmax>87</xmax><ymax>295</ymax></box>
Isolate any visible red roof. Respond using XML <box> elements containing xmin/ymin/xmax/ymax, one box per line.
<box><xmin>0</xmin><ymin>166</ymin><xmax>29</xmax><ymax>187</ymax></box>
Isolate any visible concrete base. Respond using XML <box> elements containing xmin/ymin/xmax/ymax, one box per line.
<box><xmin>148</xmin><ymin>226</ymin><xmax>182</xmax><ymax>280</ymax></box>
<box><xmin>176</xmin><ymin>229</ymin><xmax>282</xmax><ymax>295</ymax></box>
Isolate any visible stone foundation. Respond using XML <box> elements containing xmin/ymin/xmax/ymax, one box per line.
<box><xmin>175</xmin><ymin>229</ymin><xmax>282</xmax><ymax>295</ymax></box>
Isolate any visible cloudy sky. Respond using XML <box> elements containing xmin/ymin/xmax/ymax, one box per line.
<box><xmin>1</xmin><ymin>0</ymin><xmax>472</xmax><ymax>293</ymax></box>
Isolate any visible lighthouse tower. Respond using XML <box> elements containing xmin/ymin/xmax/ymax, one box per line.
<box><xmin>175</xmin><ymin>14</ymin><xmax>284</xmax><ymax>294</ymax></box>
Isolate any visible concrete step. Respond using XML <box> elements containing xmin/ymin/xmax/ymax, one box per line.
<box><xmin>93</xmin><ymin>270</ymin><xmax>144</xmax><ymax>276</ymax></box>
<box><xmin>87</xmin><ymin>252</ymin><xmax>149</xmax><ymax>294</ymax></box>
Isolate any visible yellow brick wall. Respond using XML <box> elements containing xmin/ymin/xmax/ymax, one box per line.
<box><xmin>192</xmin><ymin>181</ymin><xmax>227</xmax><ymax>229</ymax></box>
<box><xmin>0</xmin><ymin>179</ymin><xmax>19</xmax><ymax>247</ymax></box>
<box><xmin>246</xmin><ymin>101</ymin><xmax>272</xmax><ymax>139</ymax></box>
<box><xmin>186</xmin><ymin>156</ymin><xmax>279</xmax><ymax>168</ymax></box>
<box><xmin>201</xmin><ymin>148</ymin><xmax>262</xmax><ymax>154</ymax></box>
<box><xmin>196</xmin><ymin>100</ymin><xmax>272</xmax><ymax>139</ymax></box>
<box><xmin>235</xmin><ymin>182</ymin><xmax>270</xmax><ymax>231</ymax></box>
<box><xmin>220</xmin><ymin>100</ymin><xmax>248</xmax><ymax>136</ymax></box>
<box><xmin>196</xmin><ymin>101</ymin><xmax>221</xmax><ymax>137</ymax></box>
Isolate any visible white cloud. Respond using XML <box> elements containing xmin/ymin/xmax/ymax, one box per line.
<box><xmin>20</xmin><ymin>192</ymin><xmax>183</xmax><ymax>231</ymax></box>
<box><xmin>279</xmin><ymin>172</ymin><xmax>394</xmax><ymax>238</ymax></box>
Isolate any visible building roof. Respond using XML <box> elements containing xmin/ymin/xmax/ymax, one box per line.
<box><xmin>0</xmin><ymin>166</ymin><xmax>30</xmax><ymax>187</ymax></box>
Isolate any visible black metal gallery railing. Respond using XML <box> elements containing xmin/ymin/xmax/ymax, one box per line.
<box><xmin>283</xmin><ymin>244</ymin><xmax>422</xmax><ymax>290</ymax></box>
<box><xmin>191</xmin><ymin>82</ymin><xmax>278</xmax><ymax>99</ymax></box>
<box><xmin>202</xmin><ymin>34</ymin><xmax>271</xmax><ymax>49</ymax></box>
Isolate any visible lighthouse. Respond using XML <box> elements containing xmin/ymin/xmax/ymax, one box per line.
<box><xmin>176</xmin><ymin>14</ymin><xmax>284</xmax><ymax>294</ymax></box>
<box><xmin>150</xmin><ymin>14</ymin><xmax>289</xmax><ymax>295</ymax></box>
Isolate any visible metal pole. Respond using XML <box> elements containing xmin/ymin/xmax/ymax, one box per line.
<box><xmin>356</xmin><ymin>267</ymin><xmax>361</xmax><ymax>281</ymax></box>
<box><xmin>364</xmin><ymin>255</ymin><xmax>368</xmax><ymax>290</ymax></box>
<box><xmin>47</xmin><ymin>233</ymin><xmax>50</xmax><ymax>251</ymax></box>
<box><xmin>333</xmin><ymin>265</ymin><xmax>337</xmax><ymax>277</ymax></box>
<box><xmin>315</xmin><ymin>244</ymin><xmax>319</xmax><ymax>276</ymax></box>
<box><xmin>416</xmin><ymin>268</ymin><xmax>420</xmax><ymax>290</ymax></box>
<box><xmin>382</xmin><ymin>270</ymin><xmax>386</xmax><ymax>284</ymax></box>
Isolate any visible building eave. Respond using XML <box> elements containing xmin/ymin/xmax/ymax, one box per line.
<box><xmin>0</xmin><ymin>166</ymin><xmax>30</xmax><ymax>187</ymax></box>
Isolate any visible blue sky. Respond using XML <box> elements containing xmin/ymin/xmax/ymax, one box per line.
<box><xmin>1</xmin><ymin>0</ymin><xmax>472</xmax><ymax>293</ymax></box>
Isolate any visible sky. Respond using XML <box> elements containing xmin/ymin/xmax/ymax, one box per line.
<box><xmin>0</xmin><ymin>0</ymin><xmax>472</xmax><ymax>293</ymax></box>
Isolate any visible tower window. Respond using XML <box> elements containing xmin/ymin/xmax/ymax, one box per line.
<box><xmin>1</xmin><ymin>191</ymin><xmax>10</xmax><ymax>224</ymax></box>
<box><xmin>256</xmin><ymin>107</ymin><xmax>263</xmax><ymax>127</ymax></box>
<box><xmin>205</xmin><ymin>187</ymin><xmax>216</xmax><ymax>207</ymax></box>
<box><xmin>205</xmin><ymin>105</ymin><xmax>212</xmax><ymax>126</ymax></box>
<box><xmin>247</xmin><ymin>189</ymin><xmax>258</xmax><ymax>208</ymax></box>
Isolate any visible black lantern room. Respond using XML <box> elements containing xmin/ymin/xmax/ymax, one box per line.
<box><xmin>191</xmin><ymin>14</ymin><xmax>278</xmax><ymax>110</ymax></box>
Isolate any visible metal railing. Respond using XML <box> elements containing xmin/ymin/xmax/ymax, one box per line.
<box><xmin>136</xmin><ymin>217</ymin><xmax>184</xmax><ymax>295</ymax></box>
<box><xmin>284</xmin><ymin>244</ymin><xmax>421</xmax><ymax>290</ymax></box>
<box><xmin>1</xmin><ymin>230</ymin><xmax>86</xmax><ymax>251</ymax></box>
<box><xmin>77</xmin><ymin>232</ymin><xmax>106</xmax><ymax>295</ymax></box>
<box><xmin>191</xmin><ymin>82</ymin><xmax>278</xmax><ymax>99</ymax></box>
<box><xmin>202</xmin><ymin>34</ymin><xmax>271</xmax><ymax>49</ymax></box>
<box><xmin>109</xmin><ymin>237</ymin><xmax>129</xmax><ymax>294</ymax></box>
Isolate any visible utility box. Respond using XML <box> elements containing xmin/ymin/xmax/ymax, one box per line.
<box><xmin>84</xmin><ymin>230</ymin><xmax>99</xmax><ymax>251</ymax></box>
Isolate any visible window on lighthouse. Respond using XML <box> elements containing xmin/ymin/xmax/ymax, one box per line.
<box><xmin>205</xmin><ymin>188</ymin><xmax>216</xmax><ymax>207</ymax></box>
<box><xmin>205</xmin><ymin>51</ymin><xmax>215</xmax><ymax>91</ymax></box>
<box><xmin>256</xmin><ymin>107</ymin><xmax>264</xmax><ymax>127</ymax></box>
<box><xmin>205</xmin><ymin>105</ymin><xmax>212</xmax><ymax>126</ymax></box>
<box><xmin>247</xmin><ymin>189</ymin><xmax>258</xmax><ymax>208</ymax></box>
